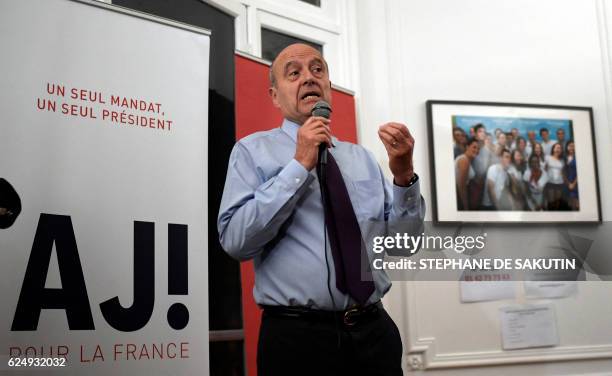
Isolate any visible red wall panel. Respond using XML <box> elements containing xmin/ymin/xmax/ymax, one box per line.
<box><xmin>234</xmin><ymin>53</ymin><xmax>357</xmax><ymax>376</ymax></box>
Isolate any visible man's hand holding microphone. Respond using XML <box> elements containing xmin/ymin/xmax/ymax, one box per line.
<box><xmin>294</xmin><ymin>115</ymin><xmax>332</xmax><ymax>171</ymax></box>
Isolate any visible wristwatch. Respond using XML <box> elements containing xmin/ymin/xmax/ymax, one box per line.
<box><xmin>395</xmin><ymin>173</ymin><xmax>418</xmax><ymax>188</ymax></box>
<box><xmin>405</xmin><ymin>173</ymin><xmax>419</xmax><ymax>188</ymax></box>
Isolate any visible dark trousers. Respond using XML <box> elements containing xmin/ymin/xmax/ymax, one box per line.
<box><xmin>257</xmin><ymin>308</ymin><xmax>403</xmax><ymax>376</ymax></box>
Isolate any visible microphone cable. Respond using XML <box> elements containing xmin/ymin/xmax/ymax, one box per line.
<box><xmin>312</xmin><ymin>100</ymin><xmax>341</xmax><ymax>347</ymax></box>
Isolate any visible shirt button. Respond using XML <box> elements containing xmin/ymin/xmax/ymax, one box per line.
<box><xmin>295</xmin><ymin>178</ymin><xmax>301</xmax><ymax>184</ymax></box>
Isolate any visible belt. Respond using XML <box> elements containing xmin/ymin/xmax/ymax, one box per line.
<box><xmin>261</xmin><ymin>301</ymin><xmax>383</xmax><ymax>327</ymax></box>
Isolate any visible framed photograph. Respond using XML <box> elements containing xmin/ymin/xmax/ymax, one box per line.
<box><xmin>426</xmin><ymin>100</ymin><xmax>601</xmax><ymax>223</ymax></box>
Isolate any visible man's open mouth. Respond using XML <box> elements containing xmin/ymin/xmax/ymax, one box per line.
<box><xmin>301</xmin><ymin>91</ymin><xmax>321</xmax><ymax>101</ymax></box>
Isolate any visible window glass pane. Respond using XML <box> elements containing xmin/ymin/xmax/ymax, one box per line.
<box><xmin>299</xmin><ymin>0</ymin><xmax>321</xmax><ymax>7</ymax></box>
<box><xmin>261</xmin><ymin>28</ymin><xmax>323</xmax><ymax>63</ymax></box>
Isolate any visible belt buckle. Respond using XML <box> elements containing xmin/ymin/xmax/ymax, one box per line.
<box><xmin>343</xmin><ymin>306</ymin><xmax>360</xmax><ymax>326</ymax></box>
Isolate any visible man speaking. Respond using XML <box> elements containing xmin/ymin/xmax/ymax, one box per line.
<box><xmin>218</xmin><ymin>43</ymin><xmax>425</xmax><ymax>375</ymax></box>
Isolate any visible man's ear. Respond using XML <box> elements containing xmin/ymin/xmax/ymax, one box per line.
<box><xmin>269</xmin><ymin>87</ymin><xmax>280</xmax><ymax>108</ymax></box>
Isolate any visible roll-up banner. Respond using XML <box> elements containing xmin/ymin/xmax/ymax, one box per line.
<box><xmin>0</xmin><ymin>0</ymin><xmax>210</xmax><ymax>374</ymax></box>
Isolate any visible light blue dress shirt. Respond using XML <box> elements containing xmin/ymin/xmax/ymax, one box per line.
<box><xmin>218</xmin><ymin>119</ymin><xmax>425</xmax><ymax>309</ymax></box>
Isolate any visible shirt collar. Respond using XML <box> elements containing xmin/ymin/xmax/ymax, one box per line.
<box><xmin>281</xmin><ymin>118</ymin><xmax>300</xmax><ymax>143</ymax></box>
<box><xmin>280</xmin><ymin>118</ymin><xmax>338</xmax><ymax>146</ymax></box>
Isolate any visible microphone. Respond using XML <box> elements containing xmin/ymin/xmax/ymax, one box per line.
<box><xmin>311</xmin><ymin>100</ymin><xmax>332</xmax><ymax>166</ymax></box>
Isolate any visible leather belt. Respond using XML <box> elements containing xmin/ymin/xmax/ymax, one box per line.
<box><xmin>261</xmin><ymin>301</ymin><xmax>383</xmax><ymax>327</ymax></box>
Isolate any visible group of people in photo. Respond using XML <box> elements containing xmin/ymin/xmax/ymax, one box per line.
<box><xmin>454</xmin><ymin>122</ymin><xmax>579</xmax><ymax>212</ymax></box>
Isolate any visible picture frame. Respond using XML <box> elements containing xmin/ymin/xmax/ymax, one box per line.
<box><xmin>426</xmin><ymin>100</ymin><xmax>601</xmax><ymax>223</ymax></box>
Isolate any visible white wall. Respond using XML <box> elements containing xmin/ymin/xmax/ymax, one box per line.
<box><xmin>353</xmin><ymin>0</ymin><xmax>612</xmax><ymax>374</ymax></box>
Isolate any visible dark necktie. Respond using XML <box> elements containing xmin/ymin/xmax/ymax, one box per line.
<box><xmin>317</xmin><ymin>152</ymin><xmax>375</xmax><ymax>305</ymax></box>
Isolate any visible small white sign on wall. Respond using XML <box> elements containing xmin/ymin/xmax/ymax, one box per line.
<box><xmin>500</xmin><ymin>304</ymin><xmax>559</xmax><ymax>350</ymax></box>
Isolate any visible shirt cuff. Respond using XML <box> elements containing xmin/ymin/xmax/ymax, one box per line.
<box><xmin>276</xmin><ymin>158</ymin><xmax>313</xmax><ymax>192</ymax></box>
<box><xmin>392</xmin><ymin>176</ymin><xmax>421</xmax><ymax>213</ymax></box>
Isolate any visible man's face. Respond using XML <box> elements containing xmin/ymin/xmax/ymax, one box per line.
<box><xmin>269</xmin><ymin>44</ymin><xmax>332</xmax><ymax>124</ymax></box>
<box><xmin>557</xmin><ymin>129</ymin><xmax>565</xmax><ymax>141</ymax></box>
<box><xmin>501</xmin><ymin>152</ymin><xmax>511</xmax><ymax>169</ymax></box>
<box><xmin>528</xmin><ymin>131</ymin><xmax>536</xmax><ymax>141</ymax></box>
<box><xmin>453</xmin><ymin>129</ymin><xmax>462</xmax><ymax>143</ymax></box>
<box><xmin>541</xmin><ymin>130</ymin><xmax>549</xmax><ymax>141</ymax></box>
<box><xmin>476</xmin><ymin>127</ymin><xmax>485</xmax><ymax>141</ymax></box>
